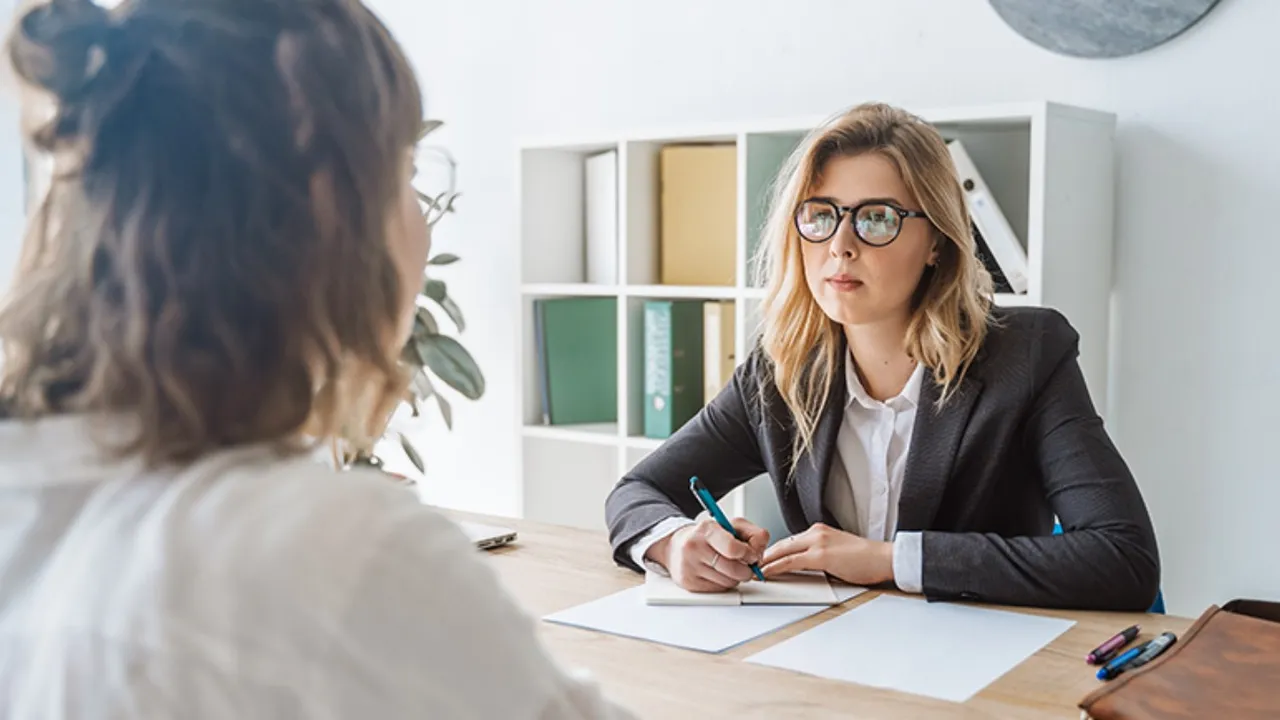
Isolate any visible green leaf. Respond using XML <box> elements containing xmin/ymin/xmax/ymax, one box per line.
<box><xmin>398</xmin><ymin>432</ymin><xmax>426</xmax><ymax>474</ymax></box>
<box><xmin>439</xmin><ymin>295</ymin><xmax>465</xmax><ymax>332</ymax></box>
<box><xmin>428</xmin><ymin>253</ymin><xmax>460</xmax><ymax>266</ymax></box>
<box><xmin>435</xmin><ymin>393</ymin><xmax>453</xmax><ymax>430</ymax></box>
<box><xmin>410</xmin><ymin>369</ymin><xmax>435</xmax><ymax>400</ymax></box>
<box><xmin>414</xmin><ymin>306</ymin><xmax>439</xmax><ymax>337</ymax></box>
<box><xmin>423</xmin><ymin>279</ymin><xmax>447</xmax><ymax>303</ymax></box>
<box><xmin>414</xmin><ymin>191</ymin><xmax>460</xmax><ymax>217</ymax></box>
<box><xmin>400</xmin><ymin>340</ymin><xmax>424</xmax><ymax>366</ymax></box>
<box><xmin>418</xmin><ymin>119</ymin><xmax>443</xmax><ymax>141</ymax></box>
<box><xmin>416</xmin><ymin>334</ymin><xmax>485</xmax><ymax>400</ymax></box>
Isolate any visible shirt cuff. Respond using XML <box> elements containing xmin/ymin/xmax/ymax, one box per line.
<box><xmin>627</xmin><ymin>516</ymin><xmax>696</xmax><ymax>576</ymax></box>
<box><xmin>892</xmin><ymin>531</ymin><xmax>924</xmax><ymax>594</ymax></box>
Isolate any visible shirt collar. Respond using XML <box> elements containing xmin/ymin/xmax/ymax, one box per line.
<box><xmin>844</xmin><ymin>352</ymin><xmax>926</xmax><ymax>411</ymax></box>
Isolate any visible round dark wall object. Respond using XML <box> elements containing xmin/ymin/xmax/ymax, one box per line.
<box><xmin>989</xmin><ymin>0</ymin><xmax>1221</xmax><ymax>59</ymax></box>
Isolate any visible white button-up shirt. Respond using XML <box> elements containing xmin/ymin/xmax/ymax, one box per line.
<box><xmin>630</xmin><ymin>353</ymin><xmax>926</xmax><ymax>593</ymax></box>
<box><xmin>824</xmin><ymin>355</ymin><xmax>925</xmax><ymax>593</ymax></box>
<box><xmin>0</xmin><ymin>415</ymin><xmax>633</xmax><ymax>720</ymax></box>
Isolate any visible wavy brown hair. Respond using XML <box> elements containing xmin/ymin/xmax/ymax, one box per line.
<box><xmin>755</xmin><ymin>103</ymin><xmax>994</xmax><ymax>467</ymax></box>
<box><xmin>0</xmin><ymin>0</ymin><xmax>423</xmax><ymax>464</ymax></box>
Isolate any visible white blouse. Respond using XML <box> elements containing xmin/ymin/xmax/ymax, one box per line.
<box><xmin>0</xmin><ymin>415</ymin><xmax>634</xmax><ymax>720</ymax></box>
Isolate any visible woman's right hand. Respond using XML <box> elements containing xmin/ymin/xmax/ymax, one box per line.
<box><xmin>646</xmin><ymin>514</ymin><xmax>770</xmax><ymax>592</ymax></box>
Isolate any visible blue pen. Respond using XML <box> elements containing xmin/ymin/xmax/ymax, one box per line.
<box><xmin>689</xmin><ymin>477</ymin><xmax>766</xmax><ymax>581</ymax></box>
<box><xmin>1120</xmin><ymin>632</ymin><xmax>1177</xmax><ymax>672</ymax></box>
<box><xmin>1096</xmin><ymin>645</ymin><xmax>1144</xmax><ymax>681</ymax></box>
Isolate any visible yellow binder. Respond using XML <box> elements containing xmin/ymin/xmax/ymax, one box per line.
<box><xmin>660</xmin><ymin>144</ymin><xmax>737</xmax><ymax>286</ymax></box>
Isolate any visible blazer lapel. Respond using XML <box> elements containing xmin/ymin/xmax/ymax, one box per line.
<box><xmin>794</xmin><ymin>362</ymin><xmax>846</xmax><ymax>527</ymax></box>
<box><xmin>897</xmin><ymin>373</ymin><xmax>983</xmax><ymax>531</ymax></box>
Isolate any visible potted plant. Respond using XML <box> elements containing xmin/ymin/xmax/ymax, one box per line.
<box><xmin>349</xmin><ymin>120</ymin><xmax>484</xmax><ymax>479</ymax></box>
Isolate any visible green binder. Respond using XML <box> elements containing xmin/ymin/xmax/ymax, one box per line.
<box><xmin>535</xmin><ymin>297</ymin><xmax>617</xmax><ymax>425</ymax></box>
<box><xmin>643</xmin><ymin>300</ymin><xmax>704</xmax><ymax>439</ymax></box>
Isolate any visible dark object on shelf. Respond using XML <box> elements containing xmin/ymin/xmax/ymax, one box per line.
<box><xmin>972</xmin><ymin>222</ymin><xmax>1015</xmax><ymax>295</ymax></box>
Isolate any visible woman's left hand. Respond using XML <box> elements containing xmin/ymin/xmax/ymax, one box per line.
<box><xmin>760</xmin><ymin>523</ymin><xmax>895</xmax><ymax>586</ymax></box>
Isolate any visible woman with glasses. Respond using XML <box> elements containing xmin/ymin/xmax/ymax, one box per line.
<box><xmin>0</xmin><ymin>0</ymin><xmax>633</xmax><ymax>717</ymax></box>
<box><xmin>605</xmin><ymin>103</ymin><xmax>1160</xmax><ymax>611</ymax></box>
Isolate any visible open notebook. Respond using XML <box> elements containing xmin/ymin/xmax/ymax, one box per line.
<box><xmin>644</xmin><ymin>571</ymin><xmax>840</xmax><ymax>606</ymax></box>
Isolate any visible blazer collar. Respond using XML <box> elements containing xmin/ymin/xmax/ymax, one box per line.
<box><xmin>791</xmin><ymin>341</ymin><xmax>984</xmax><ymax>532</ymax></box>
<box><xmin>794</xmin><ymin>354</ymin><xmax>846</xmax><ymax>527</ymax></box>
<box><xmin>897</xmin><ymin>369</ymin><xmax>983</xmax><ymax>531</ymax></box>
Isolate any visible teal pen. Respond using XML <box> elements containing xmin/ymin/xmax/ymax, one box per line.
<box><xmin>689</xmin><ymin>477</ymin><xmax>766</xmax><ymax>581</ymax></box>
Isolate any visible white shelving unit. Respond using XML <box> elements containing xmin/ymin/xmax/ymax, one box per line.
<box><xmin>517</xmin><ymin>101</ymin><xmax>1116</xmax><ymax>531</ymax></box>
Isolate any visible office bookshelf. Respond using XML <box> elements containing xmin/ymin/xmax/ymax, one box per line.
<box><xmin>517</xmin><ymin>101</ymin><xmax>1116</xmax><ymax>532</ymax></box>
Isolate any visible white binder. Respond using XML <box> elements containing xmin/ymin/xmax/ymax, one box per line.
<box><xmin>947</xmin><ymin>140</ymin><xmax>1029</xmax><ymax>294</ymax></box>
<box><xmin>584</xmin><ymin>149</ymin><xmax>618</xmax><ymax>285</ymax></box>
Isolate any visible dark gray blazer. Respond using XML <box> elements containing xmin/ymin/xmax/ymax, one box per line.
<box><xmin>604</xmin><ymin>307</ymin><xmax>1160</xmax><ymax>611</ymax></box>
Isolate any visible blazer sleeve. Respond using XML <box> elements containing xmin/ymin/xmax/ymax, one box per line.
<box><xmin>604</xmin><ymin>349</ymin><xmax>769</xmax><ymax>571</ymax></box>
<box><xmin>920</xmin><ymin>311</ymin><xmax>1162</xmax><ymax>611</ymax></box>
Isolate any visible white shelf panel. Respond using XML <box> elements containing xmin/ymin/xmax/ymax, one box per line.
<box><xmin>522</xmin><ymin>437</ymin><xmax>617</xmax><ymax>530</ymax></box>
<box><xmin>624</xmin><ymin>435</ymin><xmax>666</xmax><ymax>451</ymax></box>
<box><xmin>516</xmin><ymin>101</ymin><xmax>1113</xmax><ymax>150</ymax></box>
<box><xmin>521</xmin><ymin>423</ymin><xmax>620</xmax><ymax>446</ymax></box>
<box><xmin>624</xmin><ymin>284</ymin><xmax>738</xmax><ymax>300</ymax></box>
<box><xmin>521</xmin><ymin>283</ymin><xmax>621</xmax><ymax>297</ymax></box>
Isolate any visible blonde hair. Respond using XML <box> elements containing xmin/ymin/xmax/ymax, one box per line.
<box><xmin>754</xmin><ymin>103</ymin><xmax>994</xmax><ymax>466</ymax></box>
<box><xmin>0</xmin><ymin>0</ymin><xmax>423</xmax><ymax>465</ymax></box>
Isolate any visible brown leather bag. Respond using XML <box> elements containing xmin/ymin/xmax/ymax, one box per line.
<box><xmin>1079</xmin><ymin>599</ymin><xmax>1280</xmax><ymax>719</ymax></box>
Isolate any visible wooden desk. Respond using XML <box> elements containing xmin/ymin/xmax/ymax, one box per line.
<box><xmin>457</xmin><ymin>512</ymin><xmax>1190</xmax><ymax>719</ymax></box>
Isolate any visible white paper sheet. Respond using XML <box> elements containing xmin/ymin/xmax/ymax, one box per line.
<box><xmin>644</xmin><ymin>572</ymin><xmax>839</xmax><ymax>606</ymax></box>
<box><xmin>544</xmin><ymin>584</ymin><xmax>866</xmax><ymax>653</ymax></box>
<box><xmin>745</xmin><ymin>595</ymin><xmax>1076</xmax><ymax>702</ymax></box>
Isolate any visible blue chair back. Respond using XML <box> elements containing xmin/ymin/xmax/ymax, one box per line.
<box><xmin>1053</xmin><ymin>523</ymin><xmax>1164</xmax><ymax>614</ymax></box>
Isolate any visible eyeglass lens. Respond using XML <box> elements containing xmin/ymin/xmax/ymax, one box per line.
<box><xmin>795</xmin><ymin>200</ymin><xmax>902</xmax><ymax>245</ymax></box>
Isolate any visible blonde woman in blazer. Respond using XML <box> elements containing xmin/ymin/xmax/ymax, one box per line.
<box><xmin>606</xmin><ymin>103</ymin><xmax>1159</xmax><ymax>612</ymax></box>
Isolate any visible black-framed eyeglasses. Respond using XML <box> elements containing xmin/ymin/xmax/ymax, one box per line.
<box><xmin>794</xmin><ymin>198</ymin><xmax>928</xmax><ymax>246</ymax></box>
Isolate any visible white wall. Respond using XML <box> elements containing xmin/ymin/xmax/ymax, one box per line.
<box><xmin>0</xmin><ymin>0</ymin><xmax>27</xmax><ymax>291</ymax></box>
<box><xmin>382</xmin><ymin>0</ymin><xmax>1280</xmax><ymax>615</ymax></box>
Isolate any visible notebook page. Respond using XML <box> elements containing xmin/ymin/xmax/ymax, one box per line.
<box><xmin>644</xmin><ymin>572</ymin><xmax>740</xmax><ymax>606</ymax></box>
<box><xmin>739</xmin><ymin>573</ymin><xmax>839</xmax><ymax>605</ymax></box>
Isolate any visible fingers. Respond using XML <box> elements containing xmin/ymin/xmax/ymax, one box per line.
<box><xmin>694</xmin><ymin>562</ymin><xmax>744</xmax><ymax>590</ymax></box>
<box><xmin>713</xmin><ymin>555</ymin><xmax>754</xmax><ymax>583</ymax></box>
<box><xmin>762</xmin><ymin>548</ymin><xmax>821</xmax><ymax>579</ymax></box>
<box><xmin>761</xmin><ymin>523</ymin><xmax>832</xmax><ymax>565</ymax></box>
<box><xmin>690</xmin><ymin>543</ymin><xmax>753</xmax><ymax>583</ymax></box>
<box><xmin>762</xmin><ymin>533</ymin><xmax>808</xmax><ymax>566</ymax></box>
<box><xmin>732</xmin><ymin>518</ymin><xmax>770</xmax><ymax>557</ymax></box>
<box><xmin>699</xmin><ymin>518</ymin><xmax>755</xmax><ymax>563</ymax></box>
<box><xmin>670</xmin><ymin>522</ymin><xmax>755</xmax><ymax>590</ymax></box>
